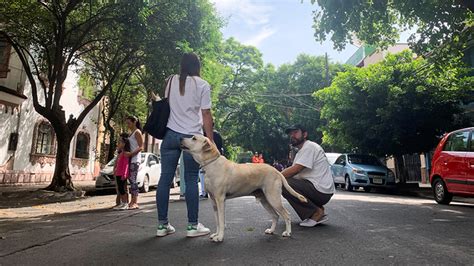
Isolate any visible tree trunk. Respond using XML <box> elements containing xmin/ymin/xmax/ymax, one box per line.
<box><xmin>45</xmin><ymin>133</ymin><xmax>75</xmax><ymax>192</ymax></box>
<box><xmin>107</xmin><ymin>128</ymin><xmax>116</xmax><ymax>162</ymax></box>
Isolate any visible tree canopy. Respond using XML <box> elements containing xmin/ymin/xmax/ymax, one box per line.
<box><xmin>310</xmin><ymin>0</ymin><xmax>473</xmax><ymax>61</ymax></box>
<box><xmin>315</xmin><ymin>51</ymin><xmax>473</xmax><ymax>156</ymax></box>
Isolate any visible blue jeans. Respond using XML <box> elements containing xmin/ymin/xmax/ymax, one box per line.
<box><xmin>157</xmin><ymin>129</ymin><xmax>200</xmax><ymax>225</ymax></box>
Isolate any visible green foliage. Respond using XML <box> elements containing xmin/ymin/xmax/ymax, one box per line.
<box><xmin>138</xmin><ymin>0</ymin><xmax>223</xmax><ymax>96</ymax></box>
<box><xmin>78</xmin><ymin>70</ymin><xmax>96</xmax><ymax>101</ymax></box>
<box><xmin>214</xmin><ymin>38</ymin><xmax>345</xmax><ymax>160</ymax></box>
<box><xmin>310</xmin><ymin>0</ymin><xmax>473</xmax><ymax>61</ymax></box>
<box><xmin>315</xmin><ymin>51</ymin><xmax>473</xmax><ymax>156</ymax></box>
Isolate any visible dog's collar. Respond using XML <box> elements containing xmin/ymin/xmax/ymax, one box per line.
<box><xmin>200</xmin><ymin>155</ymin><xmax>220</xmax><ymax>168</ymax></box>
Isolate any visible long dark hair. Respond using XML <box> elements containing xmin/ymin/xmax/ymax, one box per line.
<box><xmin>119</xmin><ymin>133</ymin><xmax>131</xmax><ymax>152</ymax></box>
<box><xmin>126</xmin><ymin>115</ymin><xmax>142</xmax><ymax>131</ymax></box>
<box><xmin>179</xmin><ymin>52</ymin><xmax>201</xmax><ymax>96</ymax></box>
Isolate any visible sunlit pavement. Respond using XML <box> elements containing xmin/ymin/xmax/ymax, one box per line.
<box><xmin>0</xmin><ymin>190</ymin><xmax>473</xmax><ymax>265</ymax></box>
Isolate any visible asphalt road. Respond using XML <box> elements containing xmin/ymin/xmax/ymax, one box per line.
<box><xmin>1</xmin><ymin>190</ymin><xmax>473</xmax><ymax>265</ymax></box>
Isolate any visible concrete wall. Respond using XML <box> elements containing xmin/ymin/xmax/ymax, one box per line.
<box><xmin>363</xmin><ymin>44</ymin><xmax>411</xmax><ymax>66</ymax></box>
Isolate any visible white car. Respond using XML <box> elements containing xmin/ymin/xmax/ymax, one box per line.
<box><xmin>95</xmin><ymin>152</ymin><xmax>161</xmax><ymax>193</ymax></box>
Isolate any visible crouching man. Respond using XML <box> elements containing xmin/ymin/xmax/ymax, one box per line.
<box><xmin>281</xmin><ymin>125</ymin><xmax>335</xmax><ymax>227</ymax></box>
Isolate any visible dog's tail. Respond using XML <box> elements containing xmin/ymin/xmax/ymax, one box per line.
<box><xmin>280</xmin><ymin>173</ymin><xmax>308</xmax><ymax>203</ymax></box>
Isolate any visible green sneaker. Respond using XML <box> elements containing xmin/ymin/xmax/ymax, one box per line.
<box><xmin>186</xmin><ymin>223</ymin><xmax>210</xmax><ymax>238</ymax></box>
<box><xmin>156</xmin><ymin>224</ymin><xmax>175</xmax><ymax>237</ymax></box>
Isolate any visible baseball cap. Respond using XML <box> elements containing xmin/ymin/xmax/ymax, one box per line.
<box><xmin>285</xmin><ymin>124</ymin><xmax>307</xmax><ymax>134</ymax></box>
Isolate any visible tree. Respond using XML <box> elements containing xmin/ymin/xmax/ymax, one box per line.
<box><xmin>315</xmin><ymin>51</ymin><xmax>473</xmax><ymax>157</ymax></box>
<box><xmin>309</xmin><ymin>0</ymin><xmax>473</xmax><ymax>60</ymax></box>
<box><xmin>0</xmin><ymin>1</ymin><xmax>147</xmax><ymax>191</ymax></box>
<box><xmin>214</xmin><ymin>38</ymin><xmax>345</xmax><ymax>160</ymax></box>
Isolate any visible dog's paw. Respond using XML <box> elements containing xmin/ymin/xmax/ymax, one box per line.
<box><xmin>264</xmin><ymin>228</ymin><xmax>274</xmax><ymax>235</ymax></box>
<box><xmin>210</xmin><ymin>234</ymin><xmax>224</xmax><ymax>242</ymax></box>
<box><xmin>282</xmin><ymin>231</ymin><xmax>291</xmax><ymax>237</ymax></box>
<box><xmin>209</xmin><ymin>233</ymin><xmax>218</xmax><ymax>239</ymax></box>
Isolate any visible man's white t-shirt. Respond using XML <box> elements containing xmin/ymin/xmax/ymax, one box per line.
<box><xmin>293</xmin><ymin>140</ymin><xmax>336</xmax><ymax>194</ymax></box>
<box><xmin>166</xmin><ymin>75</ymin><xmax>212</xmax><ymax>135</ymax></box>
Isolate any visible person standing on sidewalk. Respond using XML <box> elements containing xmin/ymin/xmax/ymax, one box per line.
<box><xmin>113</xmin><ymin>134</ymin><xmax>131</xmax><ymax>210</ymax></box>
<box><xmin>281</xmin><ymin>125</ymin><xmax>335</xmax><ymax>227</ymax></box>
<box><xmin>156</xmin><ymin>52</ymin><xmax>214</xmax><ymax>238</ymax></box>
<box><xmin>125</xmin><ymin>116</ymin><xmax>143</xmax><ymax>210</ymax></box>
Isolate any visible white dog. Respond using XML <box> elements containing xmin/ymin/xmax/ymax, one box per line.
<box><xmin>181</xmin><ymin>135</ymin><xmax>307</xmax><ymax>242</ymax></box>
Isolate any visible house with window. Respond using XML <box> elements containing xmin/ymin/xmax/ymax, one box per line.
<box><xmin>0</xmin><ymin>38</ymin><xmax>102</xmax><ymax>184</ymax></box>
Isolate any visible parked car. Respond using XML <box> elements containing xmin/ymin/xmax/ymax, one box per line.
<box><xmin>430</xmin><ymin>127</ymin><xmax>474</xmax><ymax>205</ymax></box>
<box><xmin>326</xmin><ymin>152</ymin><xmax>342</xmax><ymax>165</ymax></box>
<box><xmin>331</xmin><ymin>154</ymin><xmax>396</xmax><ymax>192</ymax></box>
<box><xmin>95</xmin><ymin>152</ymin><xmax>161</xmax><ymax>193</ymax></box>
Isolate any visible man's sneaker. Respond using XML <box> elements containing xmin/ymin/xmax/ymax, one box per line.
<box><xmin>299</xmin><ymin>218</ymin><xmax>317</xmax><ymax>227</ymax></box>
<box><xmin>186</xmin><ymin>223</ymin><xmax>210</xmax><ymax>238</ymax></box>
<box><xmin>156</xmin><ymin>224</ymin><xmax>176</xmax><ymax>237</ymax></box>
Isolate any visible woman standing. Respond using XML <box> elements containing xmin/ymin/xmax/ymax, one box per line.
<box><xmin>156</xmin><ymin>52</ymin><xmax>214</xmax><ymax>238</ymax></box>
<box><xmin>125</xmin><ymin>116</ymin><xmax>144</xmax><ymax>210</ymax></box>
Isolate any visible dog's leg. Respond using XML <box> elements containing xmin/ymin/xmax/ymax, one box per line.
<box><xmin>209</xmin><ymin>194</ymin><xmax>219</xmax><ymax>239</ymax></box>
<box><xmin>265</xmin><ymin>192</ymin><xmax>292</xmax><ymax>237</ymax></box>
<box><xmin>210</xmin><ymin>196</ymin><xmax>225</xmax><ymax>242</ymax></box>
<box><xmin>259</xmin><ymin>197</ymin><xmax>279</xmax><ymax>235</ymax></box>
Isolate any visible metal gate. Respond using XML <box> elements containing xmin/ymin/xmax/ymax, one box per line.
<box><xmin>403</xmin><ymin>154</ymin><xmax>422</xmax><ymax>182</ymax></box>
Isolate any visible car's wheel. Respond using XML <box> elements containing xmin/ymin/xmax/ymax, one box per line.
<box><xmin>345</xmin><ymin>175</ymin><xmax>353</xmax><ymax>192</ymax></box>
<box><xmin>364</xmin><ymin>187</ymin><xmax>372</xmax><ymax>193</ymax></box>
<box><xmin>433</xmin><ymin>178</ymin><xmax>452</xmax><ymax>205</ymax></box>
<box><xmin>140</xmin><ymin>174</ymin><xmax>150</xmax><ymax>193</ymax></box>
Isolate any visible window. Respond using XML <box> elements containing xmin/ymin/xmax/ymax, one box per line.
<box><xmin>147</xmin><ymin>154</ymin><xmax>158</xmax><ymax>166</ymax></box>
<box><xmin>470</xmin><ymin>131</ymin><xmax>474</xmax><ymax>152</ymax></box>
<box><xmin>443</xmin><ymin>131</ymin><xmax>470</xmax><ymax>152</ymax></box>
<box><xmin>75</xmin><ymin>132</ymin><xmax>90</xmax><ymax>159</ymax></box>
<box><xmin>334</xmin><ymin>155</ymin><xmax>346</xmax><ymax>165</ymax></box>
<box><xmin>0</xmin><ymin>40</ymin><xmax>11</xmax><ymax>78</ymax></box>
<box><xmin>8</xmin><ymin>133</ymin><xmax>18</xmax><ymax>151</ymax></box>
<box><xmin>348</xmin><ymin>155</ymin><xmax>383</xmax><ymax>166</ymax></box>
<box><xmin>35</xmin><ymin>122</ymin><xmax>55</xmax><ymax>155</ymax></box>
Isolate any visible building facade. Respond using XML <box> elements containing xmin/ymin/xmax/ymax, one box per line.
<box><xmin>0</xmin><ymin>40</ymin><xmax>101</xmax><ymax>184</ymax></box>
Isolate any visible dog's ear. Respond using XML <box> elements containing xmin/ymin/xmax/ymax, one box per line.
<box><xmin>202</xmin><ymin>139</ymin><xmax>212</xmax><ymax>152</ymax></box>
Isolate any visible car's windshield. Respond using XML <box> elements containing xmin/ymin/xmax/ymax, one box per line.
<box><xmin>348</xmin><ymin>155</ymin><xmax>382</xmax><ymax>166</ymax></box>
<box><xmin>106</xmin><ymin>153</ymin><xmax>146</xmax><ymax>166</ymax></box>
<box><xmin>106</xmin><ymin>156</ymin><xmax>117</xmax><ymax>167</ymax></box>
<box><xmin>326</xmin><ymin>154</ymin><xmax>339</xmax><ymax>165</ymax></box>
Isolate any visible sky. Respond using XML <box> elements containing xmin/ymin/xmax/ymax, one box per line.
<box><xmin>211</xmin><ymin>0</ymin><xmax>359</xmax><ymax>66</ymax></box>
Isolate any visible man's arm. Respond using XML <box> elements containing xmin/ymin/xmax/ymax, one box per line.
<box><xmin>281</xmin><ymin>164</ymin><xmax>305</xmax><ymax>178</ymax></box>
<box><xmin>202</xmin><ymin>109</ymin><xmax>214</xmax><ymax>143</ymax></box>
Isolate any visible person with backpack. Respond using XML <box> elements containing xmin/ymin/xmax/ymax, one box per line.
<box><xmin>156</xmin><ymin>53</ymin><xmax>214</xmax><ymax>238</ymax></box>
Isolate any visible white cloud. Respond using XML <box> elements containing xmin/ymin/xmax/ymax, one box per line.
<box><xmin>243</xmin><ymin>26</ymin><xmax>277</xmax><ymax>47</ymax></box>
<box><xmin>212</xmin><ymin>0</ymin><xmax>277</xmax><ymax>47</ymax></box>
<box><xmin>212</xmin><ymin>0</ymin><xmax>273</xmax><ymax>26</ymax></box>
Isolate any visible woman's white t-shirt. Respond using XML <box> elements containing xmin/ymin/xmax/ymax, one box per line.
<box><xmin>166</xmin><ymin>75</ymin><xmax>212</xmax><ymax>135</ymax></box>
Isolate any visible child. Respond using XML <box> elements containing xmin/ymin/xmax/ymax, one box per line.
<box><xmin>113</xmin><ymin>134</ymin><xmax>131</xmax><ymax>210</ymax></box>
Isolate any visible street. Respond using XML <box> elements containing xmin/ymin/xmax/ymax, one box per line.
<box><xmin>0</xmin><ymin>190</ymin><xmax>473</xmax><ymax>265</ymax></box>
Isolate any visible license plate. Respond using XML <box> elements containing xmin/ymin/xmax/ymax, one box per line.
<box><xmin>372</xmin><ymin>178</ymin><xmax>383</xmax><ymax>184</ymax></box>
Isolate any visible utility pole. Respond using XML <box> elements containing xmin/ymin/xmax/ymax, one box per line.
<box><xmin>325</xmin><ymin>52</ymin><xmax>330</xmax><ymax>87</ymax></box>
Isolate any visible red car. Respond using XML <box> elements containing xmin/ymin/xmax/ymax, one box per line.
<box><xmin>430</xmin><ymin>127</ymin><xmax>474</xmax><ymax>204</ymax></box>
